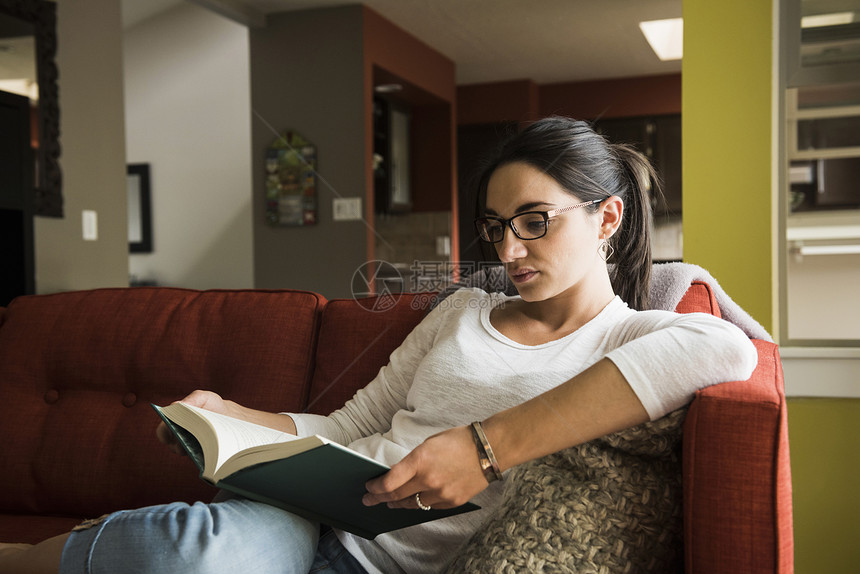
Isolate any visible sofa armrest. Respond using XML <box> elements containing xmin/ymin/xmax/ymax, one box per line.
<box><xmin>682</xmin><ymin>340</ymin><xmax>793</xmax><ymax>573</ymax></box>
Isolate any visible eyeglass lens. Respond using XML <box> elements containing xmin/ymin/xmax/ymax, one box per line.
<box><xmin>477</xmin><ymin>212</ymin><xmax>548</xmax><ymax>242</ymax></box>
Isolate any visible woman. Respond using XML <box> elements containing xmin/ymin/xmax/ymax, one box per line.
<box><xmin>0</xmin><ymin>117</ymin><xmax>756</xmax><ymax>574</ymax></box>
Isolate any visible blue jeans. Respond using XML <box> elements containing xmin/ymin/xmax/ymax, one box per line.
<box><xmin>59</xmin><ymin>498</ymin><xmax>368</xmax><ymax>574</ymax></box>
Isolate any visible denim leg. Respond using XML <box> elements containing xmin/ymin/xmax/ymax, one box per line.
<box><xmin>59</xmin><ymin>498</ymin><xmax>319</xmax><ymax>574</ymax></box>
<box><xmin>308</xmin><ymin>529</ymin><xmax>368</xmax><ymax>574</ymax></box>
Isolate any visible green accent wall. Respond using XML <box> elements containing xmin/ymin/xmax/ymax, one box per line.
<box><xmin>787</xmin><ymin>398</ymin><xmax>860</xmax><ymax>573</ymax></box>
<box><xmin>684</xmin><ymin>3</ymin><xmax>860</xmax><ymax>572</ymax></box>
<box><xmin>682</xmin><ymin>0</ymin><xmax>774</xmax><ymax>333</ymax></box>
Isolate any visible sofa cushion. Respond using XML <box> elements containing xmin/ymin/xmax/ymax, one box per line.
<box><xmin>306</xmin><ymin>293</ymin><xmax>429</xmax><ymax>416</ymax></box>
<box><xmin>0</xmin><ymin>287</ymin><xmax>325</xmax><ymax>524</ymax></box>
<box><xmin>0</xmin><ymin>514</ymin><xmax>83</xmax><ymax>544</ymax></box>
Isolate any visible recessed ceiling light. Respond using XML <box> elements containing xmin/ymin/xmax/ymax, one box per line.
<box><xmin>639</xmin><ymin>18</ymin><xmax>684</xmax><ymax>61</ymax></box>
<box><xmin>801</xmin><ymin>12</ymin><xmax>854</xmax><ymax>28</ymax></box>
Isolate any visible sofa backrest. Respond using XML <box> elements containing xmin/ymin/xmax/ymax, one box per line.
<box><xmin>306</xmin><ymin>293</ymin><xmax>430</xmax><ymax>416</ymax></box>
<box><xmin>306</xmin><ymin>284</ymin><xmax>724</xmax><ymax>418</ymax></box>
<box><xmin>0</xmin><ymin>287</ymin><xmax>325</xmax><ymax>517</ymax></box>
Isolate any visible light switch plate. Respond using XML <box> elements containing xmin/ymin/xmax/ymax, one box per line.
<box><xmin>82</xmin><ymin>210</ymin><xmax>98</xmax><ymax>241</ymax></box>
<box><xmin>333</xmin><ymin>197</ymin><xmax>363</xmax><ymax>221</ymax></box>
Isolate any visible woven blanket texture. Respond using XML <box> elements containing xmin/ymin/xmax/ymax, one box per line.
<box><xmin>445</xmin><ymin>408</ymin><xmax>687</xmax><ymax>574</ymax></box>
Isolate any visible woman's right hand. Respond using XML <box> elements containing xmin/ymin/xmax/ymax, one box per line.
<box><xmin>156</xmin><ymin>390</ymin><xmax>231</xmax><ymax>455</ymax></box>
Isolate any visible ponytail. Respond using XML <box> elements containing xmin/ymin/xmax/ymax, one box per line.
<box><xmin>607</xmin><ymin>144</ymin><xmax>660</xmax><ymax>311</ymax></box>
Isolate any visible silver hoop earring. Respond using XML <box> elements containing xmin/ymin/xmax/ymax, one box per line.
<box><xmin>599</xmin><ymin>236</ymin><xmax>614</xmax><ymax>262</ymax></box>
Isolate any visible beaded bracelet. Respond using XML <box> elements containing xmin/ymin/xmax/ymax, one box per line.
<box><xmin>470</xmin><ymin>421</ymin><xmax>503</xmax><ymax>483</ymax></box>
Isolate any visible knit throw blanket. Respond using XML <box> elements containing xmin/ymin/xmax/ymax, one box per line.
<box><xmin>444</xmin><ymin>408</ymin><xmax>687</xmax><ymax>574</ymax></box>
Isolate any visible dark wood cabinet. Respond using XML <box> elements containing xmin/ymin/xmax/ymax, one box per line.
<box><xmin>456</xmin><ymin>122</ymin><xmax>517</xmax><ymax>264</ymax></box>
<box><xmin>594</xmin><ymin>114</ymin><xmax>682</xmax><ymax>216</ymax></box>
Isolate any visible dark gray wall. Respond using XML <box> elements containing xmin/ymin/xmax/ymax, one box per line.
<box><xmin>250</xmin><ymin>6</ymin><xmax>367</xmax><ymax>298</ymax></box>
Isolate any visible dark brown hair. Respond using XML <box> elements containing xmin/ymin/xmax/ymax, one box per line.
<box><xmin>474</xmin><ymin>116</ymin><xmax>659</xmax><ymax>310</ymax></box>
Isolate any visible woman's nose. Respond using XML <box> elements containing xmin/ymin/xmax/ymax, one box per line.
<box><xmin>495</xmin><ymin>229</ymin><xmax>527</xmax><ymax>262</ymax></box>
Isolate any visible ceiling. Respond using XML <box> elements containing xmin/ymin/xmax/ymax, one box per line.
<box><xmin>122</xmin><ymin>0</ymin><xmax>683</xmax><ymax>85</ymax></box>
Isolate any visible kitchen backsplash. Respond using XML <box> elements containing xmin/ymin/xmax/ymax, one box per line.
<box><xmin>374</xmin><ymin>211</ymin><xmax>452</xmax><ymax>293</ymax></box>
<box><xmin>374</xmin><ymin>211</ymin><xmax>451</xmax><ymax>265</ymax></box>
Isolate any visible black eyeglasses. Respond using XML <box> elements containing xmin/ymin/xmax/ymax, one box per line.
<box><xmin>474</xmin><ymin>199</ymin><xmax>602</xmax><ymax>243</ymax></box>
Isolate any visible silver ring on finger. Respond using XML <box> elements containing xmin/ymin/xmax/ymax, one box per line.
<box><xmin>415</xmin><ymin>492</ymin><xmax>432</xmax><ymax>511</ymax></box>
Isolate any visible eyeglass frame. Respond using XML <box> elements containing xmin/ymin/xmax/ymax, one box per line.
<box><xmin>474</xmin><ymin>198</ymin><xmax>604</xmax><ymax>244</ymax></box>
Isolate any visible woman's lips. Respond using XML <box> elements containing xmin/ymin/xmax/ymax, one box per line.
<box><xmin>509</xmin><ymin>269</ymin><xmax>538</xmax><ymax>284</ymax></box>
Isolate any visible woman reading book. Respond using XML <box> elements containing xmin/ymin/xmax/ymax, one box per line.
<box><xmin>0</xmin><ymin>117</ymin><xmax>757</xmax><ymax>574</ymax></box>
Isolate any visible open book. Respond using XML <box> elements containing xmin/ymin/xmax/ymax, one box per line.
<box><xmin>153</xmin><ymin>402</ymin><xmax>479</xmax><ymax>539</ymax></box>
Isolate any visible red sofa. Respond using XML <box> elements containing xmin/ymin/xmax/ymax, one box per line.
<box><xmin>0</xmin><ymin>282</ymin><xmax>792</xmax><ymax>572</ymax></box>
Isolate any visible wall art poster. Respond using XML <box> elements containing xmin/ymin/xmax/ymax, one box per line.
<box><xmin>265</xmin><ymin>131</ymin><xmax>317</xmax><ymax>226</ymax></box>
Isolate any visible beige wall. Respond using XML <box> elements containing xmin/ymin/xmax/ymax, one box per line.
<box><xmin>124</xmin><ymin>3</ymin><xmax>254</xmax><ymax>289</ymax></box>
<box><xmin>34</xmin><ymin>0</ymin><xmax>129</xmax><ymax>293</ymax></box>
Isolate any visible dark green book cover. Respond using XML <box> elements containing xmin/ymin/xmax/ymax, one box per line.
<box><xmin>153</xmin><ymin>404</ymin><xmax>479</xmax><ymax>539</ymax></box>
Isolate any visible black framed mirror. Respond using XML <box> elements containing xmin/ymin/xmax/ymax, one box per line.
<box><xmin>0</xmin><ymin>0</ymin><xmax>62</xmax><ymax>217</ymax></box>
<box><xmin>127</xmin><ymin>164</ymin><xmax>152</xmax><ymax>253</ymax></box>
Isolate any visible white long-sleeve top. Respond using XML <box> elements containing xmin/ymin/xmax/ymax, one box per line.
<box><xmin>290</xmin><ymin>288</ymin><xmax>757</xmax><ymax>574</ymax></box>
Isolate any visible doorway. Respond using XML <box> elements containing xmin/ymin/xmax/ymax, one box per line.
<box><xmin>0</xmin><ymin>89</ymin><xmax>35</xmax><ymax>306</ymax></box>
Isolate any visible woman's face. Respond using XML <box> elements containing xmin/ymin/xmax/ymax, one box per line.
<box><xmin>484</xmin><ymin>161</ymin><xmax>611</xmax><ymax>303</ymax></box>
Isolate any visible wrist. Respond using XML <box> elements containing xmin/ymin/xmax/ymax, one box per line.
<box><xmin>234</xmin><ymin>402</ymin><xmax>297</xmax><ymax>434</ymax></box>
<box><xmin>470</xmin><ymin>421</ymin><xmax>503</xmax><ymax>483</ymax></box>
<box><xmin>223</xmin><ymin>400</ymin><xmax>244</xmax><ymax>419</ymax></box>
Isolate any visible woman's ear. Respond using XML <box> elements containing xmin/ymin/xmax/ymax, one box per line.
<box><xmin>600</xmin><ymin>195</ymin><xmax>624</xmax><ymax>238</ymax></box>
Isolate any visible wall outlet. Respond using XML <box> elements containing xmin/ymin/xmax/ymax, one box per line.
<box><xmin>333</xmin><ymin>197</ymin><xmax>363</xmax><ymax>221</ymax></box>
<box><xmin>82</xmin><ymin>210</ymin><xmax>98</xmax><ymax>241</ymax></box>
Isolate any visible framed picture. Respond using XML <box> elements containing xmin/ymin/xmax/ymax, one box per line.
<box><xmin>265</xmin><ymin>131</ymin><xmax>318</xmax><ymax>226</ymax></box>
<box><xmin>127</xmin><ymin>163</ymin><xmax>152</xmax><ymax>253</ymax></box>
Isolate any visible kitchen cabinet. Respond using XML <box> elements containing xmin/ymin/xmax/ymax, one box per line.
<box><xmin>593</xmin><ymin>114</ymin><xmax>682</xmax><ymax>216</ymax></box>
<box><xmin>456</xmin><ymin>122</ymin><xmax>517</xmax><ymax>264</ymax></box>
<box><xmin>787</xmin><ymin>85</ymin><xmax>860</xmax><ymax>212</ymax></box>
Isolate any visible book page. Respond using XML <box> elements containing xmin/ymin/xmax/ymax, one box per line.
<box><xmin>179</xmin><ymin>404</ymin><xmax>300</xmax><ymax>472</ymax></box>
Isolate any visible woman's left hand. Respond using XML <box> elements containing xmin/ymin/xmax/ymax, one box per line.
<box><xmin>362</xmin><ymin>425</ymin><xmax>491</xmax><ymax>510</ymax></box>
